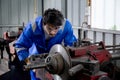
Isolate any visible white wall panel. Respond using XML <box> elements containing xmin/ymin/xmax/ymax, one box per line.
<box><xmin>105</xmin><ymin>34</ymin><xmax>113</xmax><ymax>45</ymax></box>
<box><xmin>73</xmin><ymin>29</ymin><xmax>78</xmax><ymax>39</ymax></box>
<box><xmin>79</xmin><ymin>0</ymin><xmax>86</xmax><ymax>26</ymax></box>
<box><xmin>67</xmin><ymin>0</ymin><xmax>86</xmax><ymax>26</ymax></box>
<box><xmin>44</xmin><ymin>0</ymin><xmax>61</xmax><ymax>11</ymax></box>
<box><xmin>28</xmin><ymin>0</ymin><xmax>34</xmax><ymax>21</ymax></box>
<box><xmin>61</xmin><ymin>0</ymin><xmax>66</xmax><ymax>17</ymax></box>
<box><xmin>20</xmin><ymin>0</ymin><xmax>29</xmax><ymax>24</ymax></box>
<box><xmin>1</xmin><ymin>0</ymin><xmax>9</xmax><ymax>25</ymax></box>
<box><xmin>73</xmin><ymin>0</ymin><xmax>79</xmax><ymax>26</ymax></box>
<box><xmin>0</xmin><ymin>0</ymin><xmax>1</xmax><ymax>24</ymax></box>
<box><xmin>44</xmin><ymin>0</ymin><xmax>55</xmax><ymax>9</ymax></box>
<box><xmin>11</xmin><ymin>0</ymin><xmax>19</xmax><ymax>25</ymax></box>
<box><xmin>88</xmin><ymin>31</ymin><xmax>94</xmax><ymax>43</ymax></box>
<box><xmin>37</xmin><ymin>0</ymin><xmax>42</xmax><ymax>16</ymax></box>
<box><xmin>67</xmin><ymin>0</ymin><xmax>73</xmax><ymax>24</ymax></box>
<box><xmin>96</xmin><ymin>32</ymin><xmax>103</xmax><ymax>42</ymax></box>
<box><xmin>116</xmin><ymin>35</ymin><xmax>120</xmax><ymax>45</ymax></box>
<box><xmin>116</xmin><ymin>0</ymin><xmax>120</xmax><ymax>30</ymax></box>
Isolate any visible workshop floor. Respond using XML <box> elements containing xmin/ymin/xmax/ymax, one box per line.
<box><xmin>0</xmin><ymin>50</ymin><xmax>11</xmax><ymax>80</ymax></box>
<box><xmin>0</xmin><ymin>50</ymin><xmax>10</xmax><ymax>75</ymax></box>
<box><xmin>0</xmin><ymin>49</ymin><xmax>31</xmax><ymax>80</ymax></box>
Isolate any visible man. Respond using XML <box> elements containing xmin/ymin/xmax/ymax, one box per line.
<box><xmin>15</xmin><ymin>8</ymin><xmax>77</xmax><ymax>80</ymax></box>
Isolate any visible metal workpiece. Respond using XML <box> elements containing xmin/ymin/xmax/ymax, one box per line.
<box><xmin>69</xmin><ymin>64</ymin><xmax>84</xmax><ymax>76</ymax></box>
<box><xmin>71</xmin><ymin>58</ymin><xmax>100</xmax><ymax>75</ymax></box>
<box><xmin>48</xmin><ymin>44</ymin><xmax>72</xmax><ymax>80</ymax></box>
<box><xmin>111</xmin><ymin>51</ymin><xmax>120</xmax><ymax>60</ymax></box>
<box><xmin>45</xmin><ymin>52</ymin><xmax>64</xmax><ymax>74</ymax></box>
<box><xmin>23</xmin><ymin>42</ymin><xmax>120</xmax><ymax>80</ymax></box>
<box><xmin>49</xmin><ymin>44</ymin><xmax>72</xmax><ymax>68</ymax></box>
<box><xmin>24</xmin><ymin>53</ymin><xmax>48</xmax><ymax>70</ymax></box>
<box><xmin>23</xmin><ymin>44</ymin><xmax>72</xmax><ymax>80</ymax></box>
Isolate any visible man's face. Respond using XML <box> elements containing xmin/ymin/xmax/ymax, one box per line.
<box><xmin>44</xmin><ymin>24</ymin><xmax>60</xmax><ymax>37</ymax></box>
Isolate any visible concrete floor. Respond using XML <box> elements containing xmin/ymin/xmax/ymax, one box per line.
<box><xmin>0</xmin><ymin>50</ymin><xmax>11</xmax><ymax>80</ymax></box>
<box><xmin>0</xmin><ymin>50</ymin><xmax>10</xmax><ymax>75</ymax></box>
<box><xmin>0</xmin><ymin>59</ymin><xmax>9</xmax><ymax>75</ymax></box>
<box><xmin>0</xmin><ymin>50</ymin><xmax>31</xmax><ymax>80</ymax></box>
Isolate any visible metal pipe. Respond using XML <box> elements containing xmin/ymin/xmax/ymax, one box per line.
<box><xmin>24</xmin><ymin>64</ymin><xmax>47</xmax><ymax>70</ymax></box>
<box><xmin>0</xmin><ymin>25</ymin><xmax>23</xmax><ymax>27</ymax></box>
<box><xmin>107</xmin><ymin>48</ymin><xmax>120</xmax><ymax>51</ymax></box>
<box><xmin>111</xmin><ymin>52</ymin><xmax>120</xmax><ymax>60</ymax></box>
<box><xmin>69</xmin><ymin>64</ymin><xmax>84</xmax><ymax>76</ymax></box>
<box><xmin>105</xmin><ymin>45</ymin><xmax>120</xmax><ymax>48</ymax></box>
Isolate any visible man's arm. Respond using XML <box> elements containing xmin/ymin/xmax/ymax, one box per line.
<box><xmin>15</xmin><ymin>22</ymin><xmax>34</xmax><ymax>61</ymax></box>
<box><xmin>64</xmin><ymin>20</ymin><xmax>77</xmax><ymax>46</ymax></box>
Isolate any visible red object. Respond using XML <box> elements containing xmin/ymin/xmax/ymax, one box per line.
<box><xmin>69</xmin><ymin>41</ymin><xmax>111</xmax><ymax>80</ymax></box>
<box><xmin>79</xmin><ymin>71</ymin><xmax>108</xmax><ymax>80</ymax></box>
<box><xmin>69</xmin><ymin>41</ymin><xmax>111</xmax><ymax>64</ymax></box>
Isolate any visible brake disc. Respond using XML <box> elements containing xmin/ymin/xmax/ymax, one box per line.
<box><xmin>46</xmin><ymin>44</ymin><xmax>72</xmax><ymax>80</ymax></box>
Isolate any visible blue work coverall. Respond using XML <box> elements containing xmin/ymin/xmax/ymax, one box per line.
<box><xmin>15</xmin><ymin>16</ymin><xmax>77</xmax><ymax>80</ymax></box>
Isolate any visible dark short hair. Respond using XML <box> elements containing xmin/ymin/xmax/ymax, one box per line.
<box><xmin>43</xmin><ymin>8</ymin><xmax>64</xmax><ymax>27</ymax></box>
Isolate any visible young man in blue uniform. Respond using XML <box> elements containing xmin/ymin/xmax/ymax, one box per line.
<box><xmin>15</xmin><ymin>8</ymin><xmax>77</xmax><ymax>80</ymax></box>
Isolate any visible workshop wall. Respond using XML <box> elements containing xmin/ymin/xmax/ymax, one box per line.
<box><xmin>0</xmin><ymin>0</ymin><xmax>42</xmax><ymax>25</ymax></box>
<box><xmin>0</xmin><ymin>0</ymin><xmax>87</xmax><ymax>38</ymax></box>
<box><xmin>0</xmin><ymin>0</ymin><xmax>120</xmax><ymax>47</ymax></box>
<box><xmin>0</xmin><ymin>0</ymin><xmax>43</xmax><ymax>37</ymax></box>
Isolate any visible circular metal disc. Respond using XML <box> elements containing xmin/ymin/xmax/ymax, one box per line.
<box><xmin>49</xmin><ymin>44</ymin><xmax>72</xmax><ymax>80</ymax></box>
<box><xmin>49</xmin><ymin>44</ymin><xmax>72</xmax><ymax>68</ymax></box>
